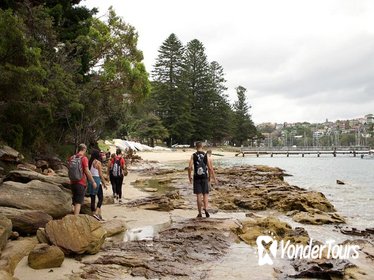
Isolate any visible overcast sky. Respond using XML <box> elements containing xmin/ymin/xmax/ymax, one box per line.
<box><xmin>83</xmin><ymin>0</ymin><xmax>374</xmax><ymax>124</ymax></box>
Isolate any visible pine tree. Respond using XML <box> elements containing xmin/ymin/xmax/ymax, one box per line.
<box><xmin>232</xmin><ymin>86</ymin><xmax>257</xmax><ymax>146</ymax></box>
<box><xmin>182</xmin><ymin>39</ymin><xmax>214</xmax><ymax>142</ymax></box>
<box><xmin>152</xmin><ymin>33</ymin><xmax>193</xmax><ymax>145</ymax></box>
<box><xmin>209</xmin><ymin>61</ymin><xmax>233</xmax><ymax>144</ymax></box>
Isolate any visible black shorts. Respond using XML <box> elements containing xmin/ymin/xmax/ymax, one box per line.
<box><xmin>193</xmin><ymin>177</ymin><xmax>209</xmax><ymax>194</ymax></box>
<box><xmin>71</xmin><ymin>183</ymin><xmax>86</xmax><ymax>205</ymax></box>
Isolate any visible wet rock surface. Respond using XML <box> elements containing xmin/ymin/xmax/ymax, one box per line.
<box><xmin>288</xmin><ymin>258</ymin><xmax>356</xmax><ymax>278</ymax></box>
<box><xmin>77</xmin><ymin>218</ymin><xmax>238</xmax><ymax>279</ymax></box>
<box><xmin>292</xmin><ymin>209</ymin><xmax>345</xmax><ymax>225</ymax></box>
<box><xmin>210</xmin><ymin>166</ymin><xmax>345</xmax><ymax>225</ymax></box>
<box><xmin>236</xmin><ymin>216</ymin><xmax>309</xmax><ymax>246</ymax></box>
<box><xmin>125</xmin><ymin>191</ymin><xmax>186</xmax><ymax>211</ymax></box>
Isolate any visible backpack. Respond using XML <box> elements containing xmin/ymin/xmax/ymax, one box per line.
<box><xmin>111</xmin><ymin>157</ymin><xmax>123</xmax><ymax>178</ymax></box>
<box><xmin>194</xmin><ymin>152</ymin><xmax>207</xmax><ymax>177</ymax></box>
<box><xmin>68</xmin><ymin>155</ymin><xmax>83</xmax><ymax>181</ymax></box>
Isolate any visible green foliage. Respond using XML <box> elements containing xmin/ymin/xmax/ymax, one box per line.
<box><xmin>0</xmin><ymin>4</ymin><xmax>150</xmax><ymax>156</ymax></box>
<box><xmin>0</xmin><ymin>9</ymin><xmax>51</xmax><ymax>150</ymax></box>
<box><xmin>133</xmin><ymin>113</ymin><xmax>169</xmax><ymax>147</ymax></box>
<box><xmin>152</xmin><ymin>34</ymin><xmax>257</xmax><ymax>146</ymax></box>
<box><xmin>152</xmin><ymin>33</ymin><xmax>193</xmax><ymax>144</ymax></box>
<box><xmin>232</xmin><ymin>86</ymin><xmax>257</xmax><ymax>146</ymax></box>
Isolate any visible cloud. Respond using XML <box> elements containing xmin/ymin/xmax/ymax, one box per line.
<box><xmin>84</xmin><ymin>0</ymin><xmax>374</xmax><ymax>123</ymax></box>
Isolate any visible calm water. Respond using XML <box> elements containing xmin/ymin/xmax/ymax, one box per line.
<box><xmin>214</xmin><ymin>155</ymin><xmax>374</xmax><ymax>228</ymax></box>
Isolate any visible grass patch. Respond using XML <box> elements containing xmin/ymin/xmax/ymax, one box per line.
<box><xmin>98</xmin><ymin>139</ymin><xmax>111</xmax><ymax>152</ymax></box>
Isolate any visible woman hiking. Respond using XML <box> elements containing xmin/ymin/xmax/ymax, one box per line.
<box><xmin>87</xmin><ymin>149</ymin><xmax>108</xmax><ymax>220</ymax></box>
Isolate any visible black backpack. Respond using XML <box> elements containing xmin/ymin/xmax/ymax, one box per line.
<box><xmin>111</xmin><ymin>158</ymin><xmax>123</xmax><ymax>178</ymax></box>
<box><xmin>194</xmin><ymin>152</ymin><xmax>207</xmax><ymax>178</ymax></box>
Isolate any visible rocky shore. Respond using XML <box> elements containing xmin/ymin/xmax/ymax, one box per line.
<box><xmin>0</xmin><ymin>145</ymin><xmax>373</xmax><ymax>279</ymax></box>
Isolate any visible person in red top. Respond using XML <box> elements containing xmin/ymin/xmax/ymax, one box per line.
<box><xmin>109</xmin><ymin>148</ymin><xmax>126</xmax><ymax>203</ymax></box>
<box><xmin>70</xmin><ymin>143</ymin><xmax>97</xmax><ymax>214</ymax></box>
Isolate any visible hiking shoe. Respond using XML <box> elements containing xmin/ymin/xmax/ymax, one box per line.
<box><xmin>197</xmin><ymin>213</ymin><xmax>202</xmax><ymax>218</ymax></box>
<box><xmin>98</xmin><ymin>214</ymin><xmax>104</xmax><ymax>221</ymax></box>
<box><xmin>118</xmin><ymin>199</ymin><xmax>122</xmax><ymax>204</ymax></box>
<box><xmin>93</xmin><ymin>214</ymin><xmax>101</xmax><ymax>221</ymax></box>
<box><xmin>204</xmin><ymin>209</ymin><xmax>210</xmax><ymax>218</ymax></box>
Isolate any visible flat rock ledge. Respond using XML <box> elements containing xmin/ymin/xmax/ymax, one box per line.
<box><xmin>210</xmin><ymin>166</ymin><xmax>345</xmax><ymax>225</ymax></box>
<box><xmin>77</xmin><ymin>218</ymin><xmax>239</xmax><ymax>279</ymax></box>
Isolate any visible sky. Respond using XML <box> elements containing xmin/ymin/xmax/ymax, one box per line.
<box><xmin>83</xmin><ymin>0</ymin><xmax>374</xmax><ymax>124</ymax></box>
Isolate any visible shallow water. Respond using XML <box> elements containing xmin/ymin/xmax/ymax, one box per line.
<box><xmin>205</xmin><ymin>155</ymin><xmax>374</xmax><ymax>229</ymax></box>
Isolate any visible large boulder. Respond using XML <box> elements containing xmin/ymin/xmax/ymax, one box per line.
<box><xmin>0</xmin><ymin>146</ymin><xmax>23</xmax><ymax>163</ymax></box>
<box><xmin>0</xmin><ymin>237</ymin><xmax>38</xmax><ymax>275</ymax></box>
<box><xmin>4</xmin><ymin>170</ymin><xmax>70</xmax><ymax>188</ymax></box>
<box><xmin>0</xmin><ymin>180</ymin><xmax>71</xmax><ymax>219</ymax></box>
<box><xmin>45</xmin><ymin>215</ymin><xmax>106</xmax><ymax>255</ymax></box>
<box><xmin>0</xmin><ymin>215</ymin><xmax>12</xmax><ymax>252</ymax></box>
<box><xmin>0</xmin><ymin>207</ymin><xmax>52</xmax><ymax>235</ymax></box>
<box><xmin>28</xmin><ymin>244</ymin><xmax>64</xmax><ymax>269</ymax></box>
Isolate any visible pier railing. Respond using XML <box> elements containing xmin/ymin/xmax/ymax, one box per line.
<box><xmin>238</xmin><ymin>146</ymin><xmax>372</xmax><ymax>157</ymax></box>
<box><xmin>241</xmin><ymin>146</ymin><xmax>371</xmax><ymax>152</ymax></box>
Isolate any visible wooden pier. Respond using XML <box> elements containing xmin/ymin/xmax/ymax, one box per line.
<box><xmin>237</xmin><ymin>146</ymin><xmax>373</xmax><ymax>157</ymax></box>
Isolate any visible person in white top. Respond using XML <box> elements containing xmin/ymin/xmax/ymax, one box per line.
<box><xmin>88</xmin><ymin>149</ymin><xmax>108</xmax><ymax>220</ymax></box>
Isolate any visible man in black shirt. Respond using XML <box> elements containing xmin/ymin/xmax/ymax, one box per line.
<box><xmin>188</xmin><ymin>142</ymin><xmax>217</xmax><ymax>218</ymax></box>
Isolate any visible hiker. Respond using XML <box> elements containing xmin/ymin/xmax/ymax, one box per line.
<box><xmin>107</xmin><ymin>153</ymin><xmax>116</xmax><ymax>199</ymax></box>
<box><xmin>188</xmin><ymin>142</ymin><xmax>217</xmax><ymax>218</ymax></box>
<box><xmin>68</xmin><ymin>143</ymin><xmax>97</xmax><ymax>215</ymax></box>
<box><xmin>87</xmin><ymin>149</ymin><xmax>108</xmax><ymax>220</ymax></box>
<box><xmin>105</xmin><ymin>149</ymin><xmax>111</xmax><ymax>163</ymax></box>
<box><xmin>109</xmin><ymin>148</ymin><xmax>126</xmax><ymax>203</ymax></box>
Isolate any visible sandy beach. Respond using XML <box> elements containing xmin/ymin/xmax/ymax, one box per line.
<box><xmin>137</xmin><ymin>149</ymin><xmax>236</xmax><ymax>163</ymax></box>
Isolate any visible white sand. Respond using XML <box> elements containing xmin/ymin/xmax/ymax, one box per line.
<box><xmin>137</xmin><ymin>149</ymin><xmax>235</xmax><ymax>163</ymax></box>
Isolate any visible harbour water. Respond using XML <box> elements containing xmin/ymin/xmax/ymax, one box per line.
<box><xmin>215</xmin><ymin>155</ymin><xmax>374</xmax><ymax>228</ymax></box>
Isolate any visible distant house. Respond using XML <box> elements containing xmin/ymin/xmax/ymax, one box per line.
<box><xmin>313</xmin><ymin>131</ymin><xmax>324</xmax><ymax>138</ymax></box>
<box><xmin>365</xmin><ymin>114</ymin><xmax>374</xmax><ymax>124</ymax></box>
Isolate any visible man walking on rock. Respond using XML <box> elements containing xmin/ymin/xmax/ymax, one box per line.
<box><xmin>188</xmin><ymin>142</ymin><xmax>217</xmax><ymax>218</ymax></box>
<box><xmin>69</xmin><ymin>144</ymin><xmax>97</xmax><ymax>215</ymax></box>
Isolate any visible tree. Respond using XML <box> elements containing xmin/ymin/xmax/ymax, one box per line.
<box><xmin>0</xmin><ymin>9</ymin><xmax>50</xmax><ymax>150</ymax></box>
<box><xmin>209</xmin><ymin>61</ymin><xmax>233</xmax><ymax>144</ymax></box>
<box><xmin>232</xmin><ymin>86</ymin><xmax>257</xmax><ymax>146</ymax></box>
<box><xmin>0</xmin><ymin>3</ymin><xmax>151</xmax><ymax>155</ymax></box>
<box><xmin>182</xmin><ymin>39</ymin><xmax>214</xmax><ymax>142</ymax></box>
<box><xmin>152</xmin><ymin>33</ymin><xmax>192</xmax><ymax>145</ymax></box>
<box><xmin>133</xmin><ymin>113</ymin><xmax>169</xmax><ymax>147</ymax></box>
